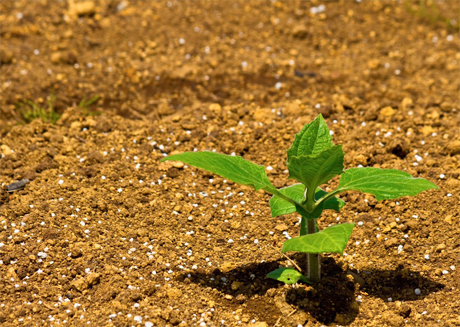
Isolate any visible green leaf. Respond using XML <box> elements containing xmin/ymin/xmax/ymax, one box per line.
<box><xmin>281</xmin><ymin>223</ymin><xmax>355</xmax><ymax>255</ymax></box>
<box><xmin>288</xmin><ymin>145</ymin><xmax>344</xmax><ymax>190</ymax></box>
<box><xmin>160</xmin><ymin>151</ymin><xmax>277</xmax><ymax>193</ymax></box>
<box><xmin>266</xmin><ymin>267</ymin><xmax>312</xmax><ymax>285</ymax></box>
<box><xmin>287</xmin><ymin>114</ymin><xmax>333</xmax><ymax>162</ymax></box>
<box><xmin>336</xmin><ymin>168</ymin><xmax>439</xmax><ymax>201</ymax></box>
<box><xmin>269</xmin><ymin>184</ymin><xmax>345</xmax><ymax>217</ymax></box>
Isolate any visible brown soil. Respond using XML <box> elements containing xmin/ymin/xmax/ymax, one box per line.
<box><xmin>1</xmin><ymin>1</ymin><xmax>459</xmax><ymax>326</ymax></box>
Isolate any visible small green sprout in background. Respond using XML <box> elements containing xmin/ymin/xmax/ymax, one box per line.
<box><xmin>18</xmin><ymin>94</ymin><xmax>60</xmax><ymax>124</ymax></box>
<box><xmin>78</xmin><ymin>95</ymin><xmax>101</xmax><ymax>116</ymax></box>
<box><xmin>17</xmin><ymin>94</ymin><xmax>101</xmax><ymax>124</ymax></box>
<box><xmin>161</xmin><ymin>115</ymin><xmax>438</xmax><ymax>284</ymax></box>
<box><xmin>404</xmin><ymin>0</ymin><xmax>459</xmax><ymax>29</ymax></box>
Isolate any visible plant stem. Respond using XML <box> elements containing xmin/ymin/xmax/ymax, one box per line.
<box><xmin>302</xmin><ymin>187</ymin><xmax>321</xmax><ymax>282</ymax></box>
<box><xmin>300</xmin><ymin>216</ymin><xmax>307</xmax><ymax>236</ymax></box>
<box><xmin>307</xmin><ymin>218</ymin><xmax>320</xmax><ymax>282</ymax></box>
<box><xmin>305</xmin><ymin>186</ymin><xmax>316</xmax><ymax>212</ymax></box>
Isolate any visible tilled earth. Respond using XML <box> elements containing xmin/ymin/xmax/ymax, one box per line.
<box><xmin>1</xmin><ymin>1</ymin><xmax>459</xmax><ymax>326</ymax></box>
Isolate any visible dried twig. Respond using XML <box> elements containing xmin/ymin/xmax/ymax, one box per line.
<box><xmin>270</xmin><ymin>244</ymin><xmax>303</xmax><ymax>273</ymax></box>
<box><xmin>273</xmin><ymin>309</ymin><xmax>297</xmax><ymax>326</ymax></box>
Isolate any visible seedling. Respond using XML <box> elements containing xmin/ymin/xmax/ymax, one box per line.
<box><xmin>78</xmin><ymin>95</ymin><xmax>101</xmax><ymax>116</ymax></box>
<box><xmin>405</xmin><ymin>0</ymin><xmax>459</xmax><ymax>29</ymax></box>
<box><xmin>161</xmin><ymin>115</ymin><xmax>438</xmax><ymax>283</ymax></box>
<box><xmin>18</xmin><ymin>94</ymin><xmax>60</xmax><ymax>124</ymax></box>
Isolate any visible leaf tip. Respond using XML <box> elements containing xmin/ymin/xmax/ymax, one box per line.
<box><xmin>280</xmin><ymin>243</ymin><xmax>290</xmax><ymax>254</ymax></box>
<box><xmin>430</xmin><ymin>182</ymin><xmax>440</xmax><ymax>190</ymax></box>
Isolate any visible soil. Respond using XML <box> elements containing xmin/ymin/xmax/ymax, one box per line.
<box><xmin>1</xmin><ymin>1</ymin><xmax>459</xmax><ymax>326</ymax></box>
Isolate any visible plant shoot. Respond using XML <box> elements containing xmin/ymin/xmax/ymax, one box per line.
<box><xmin>161</xmin><ymin>115</ymin><xmax>438</xmax><ymax>283</ymax></box>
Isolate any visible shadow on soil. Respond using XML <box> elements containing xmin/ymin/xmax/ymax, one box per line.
<box><xmin>178</xmin><ymin>258</ymin><xmax>444</xmax><ymax>325</ymax></box>
<box><xmin>359</xmin><ymin>264</ymin><xmax>445</xmax><ymax>302</ymax></box>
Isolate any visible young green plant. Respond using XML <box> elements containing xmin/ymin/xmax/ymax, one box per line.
<box><xmin>18</xmin><ymin>94</ymin><xmax>60</xmax><ymax>125</ymax></box>
<box><xmin>161</xmin><ymin>115</ymin><xmax>438</xmax><ymax>283</ymax></box>
<box><xmin>78</xmin><ymin>95</ymin><xmax>101</xmax><ymax>116</ymax></box>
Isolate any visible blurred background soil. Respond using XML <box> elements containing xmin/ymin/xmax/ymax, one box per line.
<box><xmin>1</xmin><ymin>0</ymin><xmax>459</xmax><ymax>133</ymax></box>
